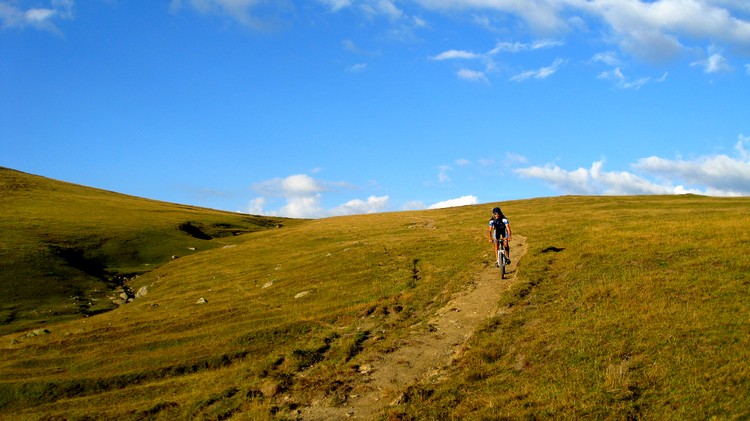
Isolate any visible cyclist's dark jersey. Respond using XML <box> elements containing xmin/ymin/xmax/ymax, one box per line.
<box><xmin>489</xmin><ymin>217</ymin><xmax>509</xmax><ymax>239</ymax></box>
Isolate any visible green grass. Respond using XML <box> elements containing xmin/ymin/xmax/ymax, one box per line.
<box><xmin>393</xmin><ymin>195</ymin><xmax>750</xmax><ymax>420</ymax></box>
<box><xmin>0</xmin><ymin>167</ymin><xmax>300</xmax><ymax>335</ymax></box>
<box><xmin>1</xmin><ymin>169</ymin><xmax>749</xmax><ymax>420</ymax></box>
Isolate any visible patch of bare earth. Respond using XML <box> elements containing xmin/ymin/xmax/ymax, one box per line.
<box><xmin>296</xmin><ymin>236</ymin><xmax>528</xmax><ymax>420</ymax></box>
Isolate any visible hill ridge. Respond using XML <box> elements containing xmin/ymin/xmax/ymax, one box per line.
<box><xmin>0</xmin><ymin>167</ymin><xmax>300</xmax><ymax>334</ymax></box>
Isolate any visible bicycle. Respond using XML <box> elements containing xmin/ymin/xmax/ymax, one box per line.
<box><xmin>494</xmin><ymin>239</ymin><xmax>509</xmax><ymax>279</ymax></box>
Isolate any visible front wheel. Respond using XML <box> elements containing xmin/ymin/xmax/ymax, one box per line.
<box><xmin>498</xmin><ymin>249</ymin><xmax>506</xmax><ymax>279</ymax></box>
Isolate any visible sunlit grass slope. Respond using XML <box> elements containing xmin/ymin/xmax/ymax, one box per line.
<box><xmin>395</xmin><ymin>195</ymin><xmax>750</xmax><ymax>420</ymax></box>
<box><xmin>1</xmin><ymin>175</ymin><xmax>748</xmax><ymax>420</ymax></box>
<box><xmin>0</xmin><ymin>167</ymin><xmax>299</xmax><ymax>335</ymax></box>
<box><xmin>1</xmin><ymin>197</ymin><xmax>487</xmax><ymax>420</ymax></box>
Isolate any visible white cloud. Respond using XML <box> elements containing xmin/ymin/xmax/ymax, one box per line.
<box><xmin>488</xmin><ymin>39</ymin><xmax>563</xmax><ymax>54</ymax></box>
<box><xmin>321</xmin><ymin>0</ymin><xmax>430</xmax><ymax>39</ymax></box>
<box><xmin>318</xmin><ymin>0</ymin><xmax>351</xmax><ymax>12</ymax></box>
<box><xmin>597</xmin><ymin>67</ymin><xmax>666</xmax><ymax>90</ymax></box>
<box><xmin>432</xmin><ymin>49</ymin><xmax>482</xmax><ymax>60</ymax></box>
<box><xmin>517</xmin><ymin>139</ymin><xmax>750</xmax><ymax>197</ymax></box>
<box><xmin>433</xmin><ymin>39</ymin><xmax>560</xmax><ymax>63</ymax></box>
<box><xmin>346</xmin><ymin>63</ymin><xmax>368</xmax><ymax>72</ymax></box>
<box><xmin>329</xmin><ymin>195</ymin><xmax>390</xmax><ymax>216</ymax></box>
<box><xmin>0</xmin><ymin>0</ymin><xmax>73</xmax><ymax>33</ymax></box>
<box><xmin>457</xmin><ymin>68</ymin><xmax>489</xmax><ymax>82</ymax></box>
<box><xmin>574</xmin><ymin>0</ymin><xmax>750</xmax><ymax>62</ymax></box>
<box><xmin>737</xmin><ymin>134</ymin><xmax>750</xmax><ymax>161</ymax></box>
<box><xmin>634</xmin><ymin>154</ymin><xmax>750</xmax><ymax>196</ymax></box>
<box><xmin>598</xmin><ymin>68</ymin><xmax>648</xmax><ymax>89</ymax></box>
<box><xmin>172</xmin><ymin>0</ymin><xmax>750</xmax><ymax>64</ymax></box>
<box><xmin>428</xmin><ymin>195</ymin><xmax>479</xmax><ymax>209</ymax></box>
<box><xmin>471</xmin><ymin>13</ymin><xmax>493</xmax><ymax>31</ymax></box>
<box><xmin>516</xmin><ymin>160</ymin><xmax>699</xmax><ymax>195</ymax></box>
<box><xmin>246</xmin><ymin>197</ymin><xmax>266</xmax><ymax>215</ymax></box>
<box><xmin>249</xmin><ymin>177</ymin><xmax>476</xmax><ymax>216</ymax></box>
<box><xmin>516</xmin><ymin>162</ymin><xmax>598</xmax><ymax>194</ymax></box>
<box><xmin>691</xmin><ymin>52</ymin><xmax>733</xmax><ymax>73</ymax></box>
<box><xmin>511</xmin><ymin>58</ymin><xmax>565</xmax><ymax>81</ymax></box>
<box><xmin>250</xmin><ymin>174</ymin><xmax>324</xmax><ymax>218</ymax></box>
<box><xmin>415</xmin><ymin>0</ymin><xmax>568</xmax><ymax>34</ymax></box>
<box><xmin>25</xmin><ymin>8</ymin><xmax>55</xmax><ymax>23</ymax></box>
<box><xmin>426</xmin><ymin>0</ymin><xmax>750</xmax><ymax>78</ymax></box>
<box><xmin>169</xmin><ymin>0</ymin><xmax>292</xmax><ymax>30</ymax></box>
<box><xmin>433</xmin><ymin>38</ymin><xmax>561</xmax><ymax>82</ymax></box>
<box><xmin>277</xmin><ymin>195</ymin><xmax>325</xmax><ymax>219</ymax></box>
<box><xmin>592</xmin><ymin>51</ymin><xmax>622</xmax><ymax>67</ymax></box>
<box><xmin>343</xmin><ymin>0</ymin><xmax>426</xmax><ymax>42</ymax></box>
<box><xmin>505</xmin><ymin>152</ymin><xmax>528</xmax><ymax>164</ymax></box>
<box><xmin>357</xmin><ymin>0</ymin><xmax>403</xmax><ymax>20</ymax></box>
<box><xmin>248</xmin><ymin>174</ymin><xmax>392</xmax><ymax>218</ymax></box>
<box><xmin>279</xmin><ymin>174</ymin><xmax>323</xmax><ymax>195</ymax></box>
<box><xmin>419</xmin><ymin>0</ymin><xmax>750</xmax><ymax>54</ymax></box>
<box><xmin>378</xmin><ymin>0</ymin><xmax>403</xmax><ymax>20</ymax></box>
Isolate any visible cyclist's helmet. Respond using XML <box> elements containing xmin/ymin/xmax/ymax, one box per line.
<box><xmin>492</xmin><ymin>207</ymin><xmax>501</xmax><ymax>215</ymax></box>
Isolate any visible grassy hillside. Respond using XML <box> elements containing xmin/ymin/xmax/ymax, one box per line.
<box><xmin>397</xmin><ymin>195</ymin><xmax>750</xmax><ymax>420</ymax></box>
<box><xmin>0</xmin><ymin>167</ymin><xmax>300</xmax><ymax>335</ymax></box>
<box><xmin>1</xmin><ymin>170</ymin><xmax>748</xmax><ymax>419</ymax></box>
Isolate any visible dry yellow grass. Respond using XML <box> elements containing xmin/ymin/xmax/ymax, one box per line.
<box><xmin>2</xmin><ymin>168</ymin><xmax>749</xmax><ymax>419</ymax></box>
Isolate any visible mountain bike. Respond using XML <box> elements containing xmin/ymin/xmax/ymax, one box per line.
<box><xmin>494</xmin><ymin>239</ymin><xmax>509</xmax><ymax>279</ymax></box>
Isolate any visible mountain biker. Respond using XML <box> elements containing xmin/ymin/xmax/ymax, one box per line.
<box><xmin>488</xmin><ymin>206</ymin><xmax>512</xmax><ymax>267</ymax></box>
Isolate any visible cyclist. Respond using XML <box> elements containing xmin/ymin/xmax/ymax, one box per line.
<box><xmin>488</xmin><ymin>206</ymin><xmax>512</xmax><ymax>267</ymax></box>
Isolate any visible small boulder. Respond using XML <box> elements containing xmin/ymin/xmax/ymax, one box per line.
<box><xmin>26</xmin><ymin>328</ymin><xmax>50</xmax><ymax>337</ymax></box>
<box><xmin>358</xmin><ymin>364</ymin><xmax>372</xmax><ymax>374</ymax></box>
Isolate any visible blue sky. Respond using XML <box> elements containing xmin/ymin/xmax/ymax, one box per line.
<box><xmin>2</xmin><ymin>0</ymin><xmax>749</xmax><ymax>218</ymax></box>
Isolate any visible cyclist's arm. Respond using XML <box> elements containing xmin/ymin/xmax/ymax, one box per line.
<box><xmin>505</xmin><ymin>222</ymin><xmax>512</xmax><ymax>241</ymax></box>
<box><xmin>488</xmin><ymin>225</ymin><xmax>494</xmax><ymax>242</ymax></box>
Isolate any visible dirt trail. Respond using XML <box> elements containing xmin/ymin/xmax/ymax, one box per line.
<box><xmin>297</xmin><ymin>236</ymin><xmax>528</xmax><ymax>420</ymax></box>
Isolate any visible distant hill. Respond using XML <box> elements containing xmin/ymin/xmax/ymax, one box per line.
<box><xmin>0</xmin><ymin>167</ymin><xmax>300</xmax><ymax>335</ymax></box>
<box><xmin>1</xmin><ymin>168</ymin><xmax>748</xmax><ymax>420</ymax></box>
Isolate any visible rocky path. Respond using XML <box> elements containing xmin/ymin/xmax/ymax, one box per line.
<box><xmin>298</xmin><ymin>236</ymin><xmax>528</xmax><ymax>420</ymax></box>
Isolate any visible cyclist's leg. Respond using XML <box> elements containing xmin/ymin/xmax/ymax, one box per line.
<box><xmin>503</xmin><ymin>236</ymin><xmax>511</xmax><ymax>263</ymax></box>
